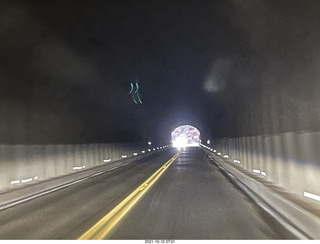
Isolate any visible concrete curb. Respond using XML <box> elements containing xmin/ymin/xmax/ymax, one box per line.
<box><xmin>0</xmin><ymin>150</ymin><xmax>165</xmax><ymax>211</ymax></box>
<box><xmin>203</xmin><ymin>149</ymin><xmax>320</xmax><ymax>240</ymax></box>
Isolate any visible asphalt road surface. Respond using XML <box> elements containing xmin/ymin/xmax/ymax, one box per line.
<box><xmin>0</xmin><ymin>147</ymin><xmax>295</xmax><ymax>239</ymax></box>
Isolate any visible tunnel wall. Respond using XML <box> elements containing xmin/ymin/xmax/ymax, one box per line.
<box><xmin>212</xmin><ymin>131</ymin><xmax>320</xmax><ymax>199</ymax></box>
<box><xmin>0</xmin><ymin>143</ymin><xmax>166</xmax><ymax>192</ymax></box>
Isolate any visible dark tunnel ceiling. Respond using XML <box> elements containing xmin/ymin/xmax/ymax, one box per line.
<box><xmin>1</xmin><ymin>0</ymin><xmax>320</xmax><ymax>144</ymax></box>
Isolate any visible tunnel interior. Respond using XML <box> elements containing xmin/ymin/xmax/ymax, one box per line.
<box><xmin>171</xmin><ymin>125</ymin><xmax>201</xmax><ymax>148</ymax></box>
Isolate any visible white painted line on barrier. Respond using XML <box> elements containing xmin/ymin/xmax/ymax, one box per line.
<box><xmin>11</xmin><ymin>180</ymin><xmax>20</xmax><ymax>185</ymax></box>
<box><xmin>304</xmin><ymin>191</ymin><xmax>320</xmax><ymax>202</ymax></box>
<box><xmin>11</xmin><ymin>175</ymin><xmax>39</xmax><ymax>185</ymax></box>
<box><xmin>253</xmin><ymin>169</ymin><xmax>261</xmax><ymax>174</ymax></box>
<box><xmin>73</xmin><ymin>165</ymin><xmax>85</xmax><ymax>170</ymax></box>
<box><xmin>21</xmin><ymin>178</ymin><xmax>33</xmax><ymax>183</ymax></box>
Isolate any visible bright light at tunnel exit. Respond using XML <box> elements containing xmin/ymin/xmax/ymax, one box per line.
<box><xmin>171</xmin><ymin>125</ymin><xmax>201</xmax><ymax>148</ymax></box>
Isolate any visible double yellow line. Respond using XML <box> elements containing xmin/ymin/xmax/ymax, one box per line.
<box><xmin>78</xmin><ymin>153</ymin><xmax>179</xmax><ymax>240</ymax></box>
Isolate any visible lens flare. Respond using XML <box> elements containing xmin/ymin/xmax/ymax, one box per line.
<box><xmin>171</xmin><ymin>125</ymin><xmax>200</xmax><ymax>148</ymax></box>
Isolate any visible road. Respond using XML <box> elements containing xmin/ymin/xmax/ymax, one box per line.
<box><xmin>0</xmin><ymin>147</ymin><xmax>295</xmax><ymax>239</ymax></box>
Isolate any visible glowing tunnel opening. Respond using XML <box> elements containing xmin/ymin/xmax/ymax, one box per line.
<box><xmin>171</xmin><ymin>125</ymin><xmax>201</xmax><ymax>148</ymax></box>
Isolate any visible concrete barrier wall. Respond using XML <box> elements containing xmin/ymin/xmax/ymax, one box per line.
<box><xmin>0</xmin><ymin>143</ymin><xmax>169</xmax><ymax>192</ymax></box>
<box><xmin>202</xmin><ymin>149</ymin><xmax>320</xmax><ymax>239</ymax></box>
<box><xmin>210</xmin><ymin>131</ymin><xmax>320</xmax><ymax>201</ymax></box>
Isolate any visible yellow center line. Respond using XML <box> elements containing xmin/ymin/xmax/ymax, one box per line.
<box><xmin>78</xmin><ymin>153</ymin><xmax>179</xmax><ymax>240</ymax></box>
<box><xmin>139</xmin><ymin>183</ymin><xmax>148</xmax><ymax>191</ymax></box>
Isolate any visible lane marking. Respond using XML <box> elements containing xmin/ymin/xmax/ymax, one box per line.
<box><xmin>139</xmin><ymin>183</ymin><xmax>148</xmax><ymax>191</ymax></box>
<box><xmin>78</xmin><ymin>153</ymin><xmax>179</xmax><ymax>240</ymax></box>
